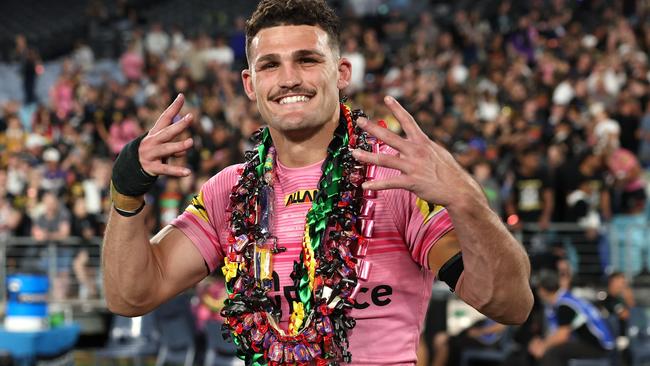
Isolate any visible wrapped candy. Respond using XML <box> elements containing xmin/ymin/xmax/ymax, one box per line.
<box><xmin>268</xmin><ymin>342</ymin><xmax>284</xmax><ymax>362</ymax></box>
<box><xmin>257</xmin><ymin>185</ymin><xmax>275</xmax><ymax>238</ymax></box>
<box><xmin>234</xmin><ymin>234</ymin><xmax>249</xmax><ymax>252</ymax></box>
<box><xmin>294</xmin><ymin>343</ymin><xmax>313</xmax><ymax>362</ymax></box>
<box><xmin>254</xmin><ymin>247</ymin><xmax>273</xmax><ymax>284</ymax></box>
<box><xmin>284</xmin><ymin>345</ymin><xmax>295</xmax><ymax>363</ymax></box>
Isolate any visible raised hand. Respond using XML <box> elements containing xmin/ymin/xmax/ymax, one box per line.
<box><xmin>351</xmin><ymin>96</ymin><xmax>486</xmax><ymax>209</ymax></box>
<box><xmin>139</xmin><ymin>94</ymin><xmax>194</xmax><ymax>177</ymax></box>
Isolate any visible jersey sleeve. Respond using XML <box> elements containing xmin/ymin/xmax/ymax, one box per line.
<box><xmin>171</xmin><ymin>164</ymin><xmax>242</xmax><ymax>272</ymax></box>
<box><xmin>379</xmin><ymin>145</ymin><xmax>455</xmax><ymax>269</ymax></box>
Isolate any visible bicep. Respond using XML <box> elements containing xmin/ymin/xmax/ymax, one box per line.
<box><xmin>427</xmin><ymin>229</ymin><xmax>461</xmax><ymax>275</ymax></box>
<box><xmin>150</xmin><ymin>225</ymin><xmax>210</xmax><ymax>303</ymax></box>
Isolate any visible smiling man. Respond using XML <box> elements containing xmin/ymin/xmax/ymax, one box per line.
<box><xmin>102</xmin><ymin>1</ymin><xmax>533</xmax><ymax>365</ymax></box>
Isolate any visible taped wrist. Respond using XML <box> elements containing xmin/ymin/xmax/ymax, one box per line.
<box><xmin>111</xmin><ymin>133</ymin><xmax>157</xmax><ymax>197</ymax></box>
<box><xmin>438</xmin><ymin>252</ymin><xmax>464</xmax><ymax>292</ymax></box>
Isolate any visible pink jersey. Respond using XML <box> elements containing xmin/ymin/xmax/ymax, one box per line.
<box><xmin>172</xmin><ymin>146</ymin><xmax>454</xmax><ymax>365</ymax></box>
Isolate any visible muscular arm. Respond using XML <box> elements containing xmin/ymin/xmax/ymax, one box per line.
<box><xmin>353</xmin><ymin>95</ymin><xmax>533</xmax><ymax>325</ymax></box>
<box><xmin>450</xmin><ymin>199</ymin><xmax>532</xmax><ymax>324</ymax></box>
<box><xmin>429</xmin><ymin>203</ymin><xmax>533</xmax><ymax>324</ymax></box>
<box><xmin>102</xmin><ymin>94</ymin><xmax>207</xmax><ymax>317</ymax></box>
<box><xmin>102</xmin><ymin>209</ymin><xmax>207</xmax><ymax>316</ymax></box>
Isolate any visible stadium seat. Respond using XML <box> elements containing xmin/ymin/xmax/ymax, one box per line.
<box><xmin>567</xmin><ymin>359</ymin><xmax>610</xmax><ymax>366</ymax></box>
<box><xmin>94</xmin><ymin>313</ymin><xmax>159</xmax><ymax>366</ymax></box>
<box><xmin>203</xmin><ymin>320</ymin><xmax>240</xmax><ymax>366</ymax></box>
<box><xmin>628</xmin><ymin>307</ymin><xmax>650</xmax><ymax>366</ymax></box>
<box><xmin>153</xmin><ymin>293</ymin><xmax>196</xmax><ymax>366</ymax></box>
<box><xmin>459</xmin><ymin>326</ymin><xmax>517</xmax><ymax>366</ymax></box>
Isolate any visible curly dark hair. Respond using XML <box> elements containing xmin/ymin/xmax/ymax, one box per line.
<box><xmin>245</xmin><ymin>0</ymin><xmax>341</xmax><ymax>61</ymax></box>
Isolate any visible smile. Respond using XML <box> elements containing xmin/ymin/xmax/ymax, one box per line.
<box><xmin>277</xmin><ymin>95</ymin><xmax>311</xmax><ymax>105</ymax></box>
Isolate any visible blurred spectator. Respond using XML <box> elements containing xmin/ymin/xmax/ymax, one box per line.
<box><xmin>598</xmin><ymin>271</ymin><xmax>635</xmax><ymax>332</ymax></box>
<box><xmin>71</xmin><ymin>40</ymin><xmax>95</xmax><ymax>73</ymax></box>
<box><xmin>31</xmin><ymin>191</ymin><xmax>73</xmax><ymax>299</ymax></box>
<box><xmin>506</xmin><ymin>146</ymin><xmax>554</xmax><ymax>231</ymax></box>
<box><xmin>0</xmin><ymin>171</ymin><xmax>21</xmax><ymax>240</ymax></box>
<box><xmin>528</xmin><ymin>270</ymin><xmax>614</xmax><ymax>366</ymax></box>
<box><xmin>70</xmin><ymin>196</ymin><xmax>100</xmax><ymax>299</ymax></box>
<box><xmin>472</xmin><ymin>160</ymin><xmax>502</xmax><ymax>216</ymax></box>
<box><xmin>605</xmin><ymin>147</ymin><xmax>646</xmax><ymax>215</ymax></box>
<box><xmin>342</xmin><ymin>37</ymin><xmax>366</xmax><ymax>94</ymax></box>
<box><xmin>40</xmin><ymin>147</ymin><xmax>66</xmax><ymax>194</ymax></box>
<box><xmin>426</xmin><ymin>319</ymin><xmax>506</xmax><ymax>366</ymax></box>
<box><xmin>12</xmin><ymin>34</ymin><xmax>40</xmax><ymax>105</ymax></box>
<box><xmin>144</xmin><ymin>22</ymin><xmax>170</xmax><ymax>57</ymax></box>
<box><xmin>31</xmin><ymin>191</ymin><xmax>71</xmax><ymax>242</ymax></box>
<box><xmin>120</xmin><ymin>40</ymin><xmax>145</xmax><ymax>82</ymax></box>
<box><xmin>202</xmin><ymin>35</ymin><xmax>234</xmax><ymax>68</ymax></box>
<box><xmin>638</xmin><ymin>100</ymin><xmax>650</xmax><ymax>167</ymax></box>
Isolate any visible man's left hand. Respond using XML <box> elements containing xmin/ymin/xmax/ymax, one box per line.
<box><xmin>352</xmin><ymin>96</ymin><xmax>486</xmax><ymax>209</ymax></box>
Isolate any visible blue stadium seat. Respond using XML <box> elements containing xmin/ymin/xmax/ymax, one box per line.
<box><xmin>628</xmin><ymin>307</ymin><xmax>650</xmax><ymax>366</ymax></box>
<box><xmin>203</xmin><ymin>320</ymin><xmax>240</xmax><ymax>366</ymax></box>
<box><xmin>459</xmin><ymin>326</ymin><xmax>517</xmax><ymax>366</ymax></box>
<box><xmin>153</xmin><ymin>293</ymin><xmax>196</xmax><ymax>366</ymax></box>
<box><xmin>94</xmin><ymin>313</ymin><xmax>159</xmax><ymax>366</ymax></box>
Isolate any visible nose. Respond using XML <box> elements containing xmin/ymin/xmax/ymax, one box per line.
<box><xmin>278</xmin><ymin>63</ymin><xmax>302</xmax><ymax>89</ymax></box>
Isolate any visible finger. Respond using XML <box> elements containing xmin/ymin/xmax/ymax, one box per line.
<box><xmin>147</xmin><ymin>138</ymin><xmax>193</xmax><ymax>159</ymax></box>
<box><xmin>361</xmin><ymin>175</ymin><xmax>411</xmax><ymax>191</ymax></box>
<box><xmin>149</xmin><ymin>93</ymin><xmax>185</xmax><ymax>135</ymax></box>
<box><xmin>352</xmin><ymin>149</ymin><xmax>410</xmax><ymax>173</ymax></box>
<box><xmin>356</xmin><ymin>117</ymin><xmax>409</xmax><ymax>152</ymax></box>
<box><xmin>147</xmin><ymin>162</ymin><xmax>192</xmax><ymax>177</ymax></box>
<box><xmin>383</xmin><ymin>96</ymin><xmax>426</xmax><ymax>141</ymax></box>
<box><xmin>172</xmin><ymin>150</ymin><xmax>187</xmax><ymax>158</ymax></box>
<box><xmin>154</xmin><ymin>113</ymin><xmax>193</xmax><ymax>143</ymax></box>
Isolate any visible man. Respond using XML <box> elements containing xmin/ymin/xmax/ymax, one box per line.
<box><xmin>102</xmin><ymin>1</ymin><xmax>532</xmax><ymax>364</ymax></box>
<box><xmin>599</xmin><ymin>271</ymin><xmax>635</xmax><ymax>332</ymax></box>
<box><xmin>528</xmin><ymin>270</ymin><xmax>614</xmax><ymax>366</ymax></box>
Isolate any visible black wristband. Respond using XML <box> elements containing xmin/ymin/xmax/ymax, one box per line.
<box><xmin>112</xmin><ymin>133</ymin><xmax>157</xmax><ymax>197</ymax></box>
<box><xmin>113</xmin><ymin>200</ymin><xmax>146</xmax><ymax>217</ymax></box>
<box><xmin>438</xmin><ymin>252</ymin><xmax>464</xmax><ymax>292</ymax></box>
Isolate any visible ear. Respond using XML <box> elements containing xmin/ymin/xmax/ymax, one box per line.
<box><xmin>337</xmin><ymin>57</ymin><xmax>352</xmax><ymax>90</ymax></box>
<box><xmin>241</xmin><ymin>69</ymin><xmax>257</xmax><ymax>101</ymax></box>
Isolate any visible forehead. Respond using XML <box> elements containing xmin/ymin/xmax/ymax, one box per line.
<box><xmin>249</xmin><ymin>24</ymin><xmax>332</xmax><ymax>62</ymax></box>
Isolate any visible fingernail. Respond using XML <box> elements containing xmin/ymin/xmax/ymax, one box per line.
<box><xmin>385</xmin><ymin>95</ymin><xmax>394</xmax><ymax>103</ymax></box>
<box><xmin>176</xmin><ymin>93</ymin><xmax>183</xmax><ymax>101</ymax></box>
<box><xmin>183</xmin><ymin>168</ymin><xmax>191</xmax><ymax>175</ymax></box>
<box><xmin>184</xmin><ymin>113</ymin><xmax>192</xmax><ymax>120</ymax></box>
<box><xmin>357</xmin><ymin>118</ymin><xmax>367</xmax><ymax>126</ymax></box>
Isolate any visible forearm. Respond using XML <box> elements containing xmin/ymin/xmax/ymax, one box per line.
<box><xmin>102</xmin><ymin>206</ymin><xmax>161</xmax><ymax>316</ymax></box>
<box><xmin>450</xmin><ymin>196</ymin><xmax>533</xmax><ymax>324</ymax></box>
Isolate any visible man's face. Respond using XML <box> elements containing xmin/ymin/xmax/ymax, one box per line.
<box><xmin>242</xmin><ymin>25</ymin><xmax>351</xmax><ymax>136</ymax></box>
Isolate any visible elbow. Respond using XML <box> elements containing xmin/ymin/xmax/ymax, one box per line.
<box><xmin>481</xmin><ymin>284</ymin><xmax>534</xmax><ymax>325</ymax></box>
<box><xmin>105</xmin><ymin>293</ymin><xmax>153</xmax><ymax>317</ymax></box>
<box><xmin>104</xmin><ymin>278</ymin><xmax>156</xmax><ymax>317</ymax></box>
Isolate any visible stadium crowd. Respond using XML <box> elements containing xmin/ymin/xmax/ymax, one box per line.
<box><xmin>1</xmin><ymin>0</ymin><xmax>650</xmax><ymax>363</ymax></box>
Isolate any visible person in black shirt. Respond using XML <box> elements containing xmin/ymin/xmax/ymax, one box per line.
<box><xmin>506</xmin><ymin>146</ymin><xmax>554</xmax><ymax>231</ymax></box>
<box><xmin>598</xmin><ymin>271</ymin><xmax>635</xmax><ymax>333</ymax></box>
<box><xmin>528</xmin><ymin>270</ymin><xmax>613</xmax><ymax>366</ymax></box>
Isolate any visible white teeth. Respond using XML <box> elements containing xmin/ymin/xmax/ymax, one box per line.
<box><xmin>279</xmin><ymin>95</ymin><xmax>310</xmax><ymax>104</ymax></box>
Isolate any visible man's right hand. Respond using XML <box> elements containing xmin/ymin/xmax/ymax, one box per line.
<box><xmin>139</xmin><ymin>93</ymin><xmax>194</xmax><ymax>177</ymax></box>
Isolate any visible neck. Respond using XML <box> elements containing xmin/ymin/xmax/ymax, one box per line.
<box><xmin>269</xmin><ymin>110</ymin><xmax>340</xmax><ymax>168</ymax></box>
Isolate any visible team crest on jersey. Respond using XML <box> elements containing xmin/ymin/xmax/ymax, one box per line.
<box><xmin>415</xmin><ymin>197</ymin><xmax>444</xmax><ymax>224</ymax></box>
<box><xmin>187</xmin><ymin>191</ymin><xmax>210</xmax><ymax>223</ymax></box>
<box><xmin>284</xmin><ymin>189</ymin><xmax>319</xmax><ymax>207</ymax></box>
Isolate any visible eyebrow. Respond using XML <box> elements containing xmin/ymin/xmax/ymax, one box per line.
<box><xmin>255</xmin><ymin>49</ymin><xmax>327</xmax><ymax>65</ymax></box>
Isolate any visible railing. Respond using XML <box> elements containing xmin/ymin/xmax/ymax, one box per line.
<box><xmin>513</xmin><ymin>220</ymin><xmax>650</xmax><ymax>285</ymax></box>
<box><xmin>0</xmin><ymin>236</ymin><xmax>105</xmax><ymax>311</ymax></box>
<box><xmin>1</xmin><ymin>219</ymin><xmax>648</xmax><ymax>310</ymax></box>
